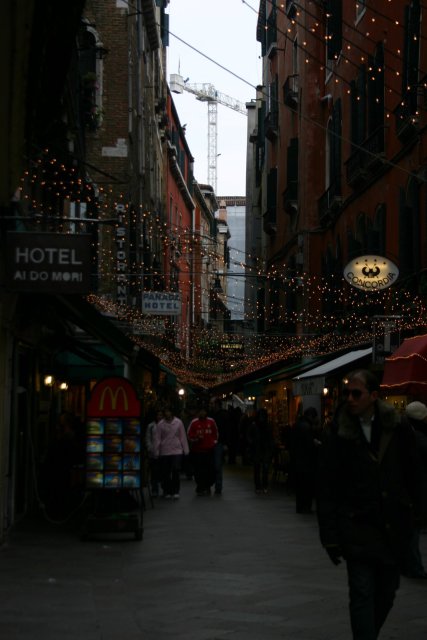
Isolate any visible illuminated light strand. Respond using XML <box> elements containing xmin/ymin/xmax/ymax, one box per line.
<box><xmin>381</xmin><ymin>381</ymin><xmax>427</xmax><ymax>388</ymax></box>
<box><xmin>17</xmin><ymin>152</ymin><xmax>427</xmax><ymax>386</ymax></box>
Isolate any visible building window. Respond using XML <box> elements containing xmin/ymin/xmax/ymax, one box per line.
<box><xmin>266</xmin><ymin>0</ymin><xmax>277</xmax><ymax>56</ymax></box>
<box><xmin>79</xmin><ymin>25</ymin><xmax>106</xmax><ymax>130</ymax></box>
<box><xmin>326</xmin><ymin>100</ymin><xmax>342</xmax><ymax>191</ymax></box>
<box><xmin>399</xmin><ymin>179</ymin><xmax>421</xmax><ymax>278</ymax></box>
<box><xmin>355</xmin><ymin>1</ymin><xmax>366</xmax><ymax>22</ymax></box>
<box><xmin>263</xmin><ymin>167</ymin><xmax>277</xmax><ymax>234</ymax></box>
<box><xmin>402</xmin><ymin>0</ymin><xmax>421</xmax><ymax>115</ymax></box>
<box><xmin>368</xmin><ymin>44</ymin><xmax>385</xmax><ymax>135</ymax></box>
<box><xmin>373</xmin><ymin>204</ymin><xmax>386</xmax><ymax>256</ymax></box>
<box><xmin>350</xmin><ymin>66</ymin><xmax>367</xmax><ymax>146</ymax></box>
<box><xmin>326</xmin><ymin>0</ymin><xmax>342</xmax><ymax>61</ymax></box>
<box><xmin>350</xmin><ymin>43</ymin><xmax>384</xmax><ymax>145</ymax></box>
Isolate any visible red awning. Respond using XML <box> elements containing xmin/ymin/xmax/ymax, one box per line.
<box><xmin>381</xmin><ymin>334</ymin><xmax>427</xmax><ymax>396</ymax></box>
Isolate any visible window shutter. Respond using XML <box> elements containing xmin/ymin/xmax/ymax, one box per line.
<box><xmin>287</xmin><ymin>138</ymin><xmax>298</xmax><ymax>184</ymax></box>
<box><xmin>356</xmin><ymin>67</ymin><xmax>366</xmax><ymax>143</ymax></box>
<box><xmin>267</xmin><ymin>167</ymin><xmax>278</xmax><ymax>213</ymax></box>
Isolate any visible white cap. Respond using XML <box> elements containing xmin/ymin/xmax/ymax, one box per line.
<box><xmin>405</xmin><ymin>401</ymin><xmax>427</xmax><ymax>421</ymax></box>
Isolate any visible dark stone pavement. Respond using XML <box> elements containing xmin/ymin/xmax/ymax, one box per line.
<box><xmin>1</xmin><ymin>464</ymin><xmax>426</xmax><ymax>639</ymax></box>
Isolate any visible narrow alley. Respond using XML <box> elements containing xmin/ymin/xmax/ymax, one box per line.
<box><xmin>0</xmin><ymin>466</ymin><xmax>426</xmax><ymax>640</ymax></box>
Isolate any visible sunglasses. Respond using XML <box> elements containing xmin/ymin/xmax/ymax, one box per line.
<box><xmin>342</xmin><ymin>388</ymin><xmax>363</xmax><ymax>399</ymax></box>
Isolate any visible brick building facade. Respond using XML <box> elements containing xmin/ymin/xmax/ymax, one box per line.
<box><xmin>253</xmin><ymin>0</ymin><xmax>426</xmax><ymax>341</ymax></box>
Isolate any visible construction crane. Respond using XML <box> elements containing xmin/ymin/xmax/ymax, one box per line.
<box><xmin>170</xmin><ymin>73</ymin><xmax>247</xmax><ymax>194</ymax></box>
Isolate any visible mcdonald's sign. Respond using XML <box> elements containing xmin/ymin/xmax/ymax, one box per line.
<box><xmin>87</xmin><ymin>377</ymin><xmax>141</xmax><ymax>417</ymax></box>
<box><xmin>100</xmin><ymin>385</ymin><xmax>128</xmax><ymax>412</ymax></box>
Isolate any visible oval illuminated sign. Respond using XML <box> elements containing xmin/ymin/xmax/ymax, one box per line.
<box><xmin>343</xmin><ymin>255</ymin><xmax>399</xmax><ymax>291</ymax></box>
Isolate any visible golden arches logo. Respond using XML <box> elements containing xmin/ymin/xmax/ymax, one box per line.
<box><xmin>99</xmin><ymin>385</ymin><xmax>129</xmax><ymax>412</ymax></box>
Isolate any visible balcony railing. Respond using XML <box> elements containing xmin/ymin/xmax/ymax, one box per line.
<box><xmin>363</xmin><ymin>126</ymin><xmax>386</xmax><ymax>170</ymax></box>
<box><xmin>283</xmin><ymin>75</ymin><xmax>299</xmax><ymax>109</ymax></box>
<box><xmin>265</xmin><ymin>109</ymin><xmax>279</xmax><ymax>141</ymax></box>
<box><xmin>286</xmin><ymin>0</ymin><xmax>297</xmax><ymax>18</ymax></box>
<box><xmin>263</xmin><ymin>207</ymin><xmax>277</xmax><ymax>235</ymax></box>
<box><xmin>345</xmin><ymin>126</ymin><xmax>387</xmax><ymax>187</ymax></box>
<box><xmin>283</xmin><ymin>180</ymin><xmax>298</xmax><ymax>215</ymax></box>
<box><xmin>318</xmin><ymin>180</ymin><xmax>342</xmax><ymax>226</ymax></box>
<box><xmin>394</xmin><ymin>100</ymin><xmax>420</xmax><ymax>143</ymax></box>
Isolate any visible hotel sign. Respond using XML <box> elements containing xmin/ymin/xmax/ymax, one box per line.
<box><xmin>343</xmin><ymin>255</ymin><xmax>399</xmax><ymax>291</ymax></box>
<box><xmin>142</xmin><ymin>291</ymin><xmax>181</xmax><ymax>315</ymax></box>
<box><xmin>6</xmin><ymin>232</ymin><xmax>91</xmax><ymax>293</ymax></box>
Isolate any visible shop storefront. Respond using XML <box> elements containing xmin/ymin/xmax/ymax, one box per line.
<box><xmin>292</xmin><ymin>347</ymin><xmax>373</xmax><ymax>425</ymax></box>
<box><xmin>381</xmin><ymin>334</ymin><xmax>427</xmax><ymax>411</ymax></box>
<box><xmin>2</xmin><ymin>291</ymin><xmax>160</xmax><ymax>538</ymax></box>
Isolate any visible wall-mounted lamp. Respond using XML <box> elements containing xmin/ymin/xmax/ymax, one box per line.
<box><xmin>44</xmin><ymin>375</ymin><xmax>54</xmax><ymax>387</ymax></box>
<box><xmin>323</xmin><ymin>387</ymin><xmax>329</xmax><ymax>396</ymax></box>
<box><xmin>59</xmin><ymin>382</ymin><xmax>69</xmax><ymax>391</ymax></box>
<box><xmin>178</xmin><ymin>388</ymin><xmax>185</xmax><ymax>397</ymax></box>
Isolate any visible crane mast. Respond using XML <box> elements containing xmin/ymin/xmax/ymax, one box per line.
<box><xmin>170</xmin><ymin>74</ymin><xmax>247</xmax><ymax>194</ymax></box>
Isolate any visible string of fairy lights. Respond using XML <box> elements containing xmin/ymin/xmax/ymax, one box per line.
<box><xmin>16</xmin><ymin>146</ymin><xmax>427</xmax><ymax>387</ymax></box>
<box><xmin>18</xmin><ymin>154</ymin><xmax>426</xmax><ymax>320</ymax></box>
<box><xmin>14</xmin><ymin>2</ymin><xmax>427</xmax><ymax>387</ymax></box>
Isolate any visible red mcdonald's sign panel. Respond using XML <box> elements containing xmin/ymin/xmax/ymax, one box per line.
<box><xmin>87</xmin><ymin>377</ymin><xmax>141</xmax><ymax>417</ymax></box>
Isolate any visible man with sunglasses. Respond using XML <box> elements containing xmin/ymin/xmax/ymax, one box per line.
<box><xmin>316</xmin><ymin>369</ymin><xmax>420</xmax><ymax>640</ymax></box>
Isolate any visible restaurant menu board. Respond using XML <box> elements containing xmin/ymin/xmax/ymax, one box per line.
<box><xmin>86</xmin><ymin>417</ymin><xmax>142</xmax><ymax>489</ymax></box>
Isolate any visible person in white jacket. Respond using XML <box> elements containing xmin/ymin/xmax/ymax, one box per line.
<box><xmin>145</xmin><ymin>408</ymin><xmax>163</xmax><ymax>497</ymax></box>
<box><xmin>153</xmin><ymin>406</ymin><xmax>189</xmax><ymax>499</ymax></box>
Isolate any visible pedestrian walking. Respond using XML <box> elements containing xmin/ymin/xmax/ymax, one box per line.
<box><xmin>152</xmin><ymin>406</ymin><xmax>189</xmax><ymax>500</ymax></box>
<box><xmin>247</xmin><ymin>408</ymin><xmax>275</xmax><ymax>494</ymax></box>
<box><xmin>403</xmin><ymin>401</ymin><xmax>427</xmax><ymax>579</ymax></box>
<box><xmin>211</xmin><ymin>400</ymin><xmax>231</xmax><ymax>495</ymax></box>
<box><xmin>227</xmin><ymin>406</ymin><xmax>241</xmax><ymax>464</ymax></box>
<box><xmin>187</xmin><ymin>405</ymin><xmax>218</xmax><ymax>496</ymax></box>
<box><xmin>292</xmin><ymin>407</ymin><xmax>320</xmax><ymax>513</ymax></box>
<box><xmin>316</xmin><ymin>369</ymin><xmax>420</xmax><ymax>640</ymax></box>
<box><xmin>145</xmin><ymin>408</ymin><xmax>163</xmax><ymax>497</ymax></box>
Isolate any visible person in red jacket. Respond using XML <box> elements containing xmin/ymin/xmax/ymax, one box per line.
<box><xmin>187</xmin><ymin>405</ymin><xmax>219</xmax><ymax>496</ymax></box>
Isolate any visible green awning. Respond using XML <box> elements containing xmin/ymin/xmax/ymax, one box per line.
<box><xmin>54</xmin><ymin>294</ymin><xmax>159</xmax><ymax>375</ymax></box>
<box><xmin>160</xmin><ymin>363</ymin><xmax>177</xmax><ymax>386</ymax></box>
<box><xmin>209</xmin><ymin>356</ymin><xmax>323</xmax><ymax>396</ymax></box>
<box><xmin>56</xmin><ymin>344</ymin><xmax>125</xmax><ymax>382</ymax></box>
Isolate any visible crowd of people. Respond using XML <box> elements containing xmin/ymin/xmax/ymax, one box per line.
<box><xmin>42</xmin><ymin>370</ymin><xmax>427</xmax><ymax>640</ymax></box>
<box><xmin>143</xmin><ymin>372</ymin><xmax>427</xmax><ymax>640</ymax></box>
<box><xmin>144</xmin><ymin>401</ymin><xmax>243</xmax><ymax>499</ymax></box>
<box><xmin>143</xmin><ymin>401</ymin><xmax>285</xmax><ymax>499</ymax></box>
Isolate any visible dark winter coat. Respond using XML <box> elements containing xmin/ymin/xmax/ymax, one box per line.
<box><xmin>316</xmin><ymin>399</ymin><xmax>420</xmax><ymax>566</ymax></box>
<box><xmin>407</xmin><ymin>416</ymin><xmax>427</xmax><ymax>525</ymax></box>
<box><xmin>247</xmin><ymin>413</ymin><xmax>275</xmax><ymax>464</ymax></box>
<box><xmin>292</xmin><ymin>415</ymin><xmax>318</xmax><ymax>473</ymax></box>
